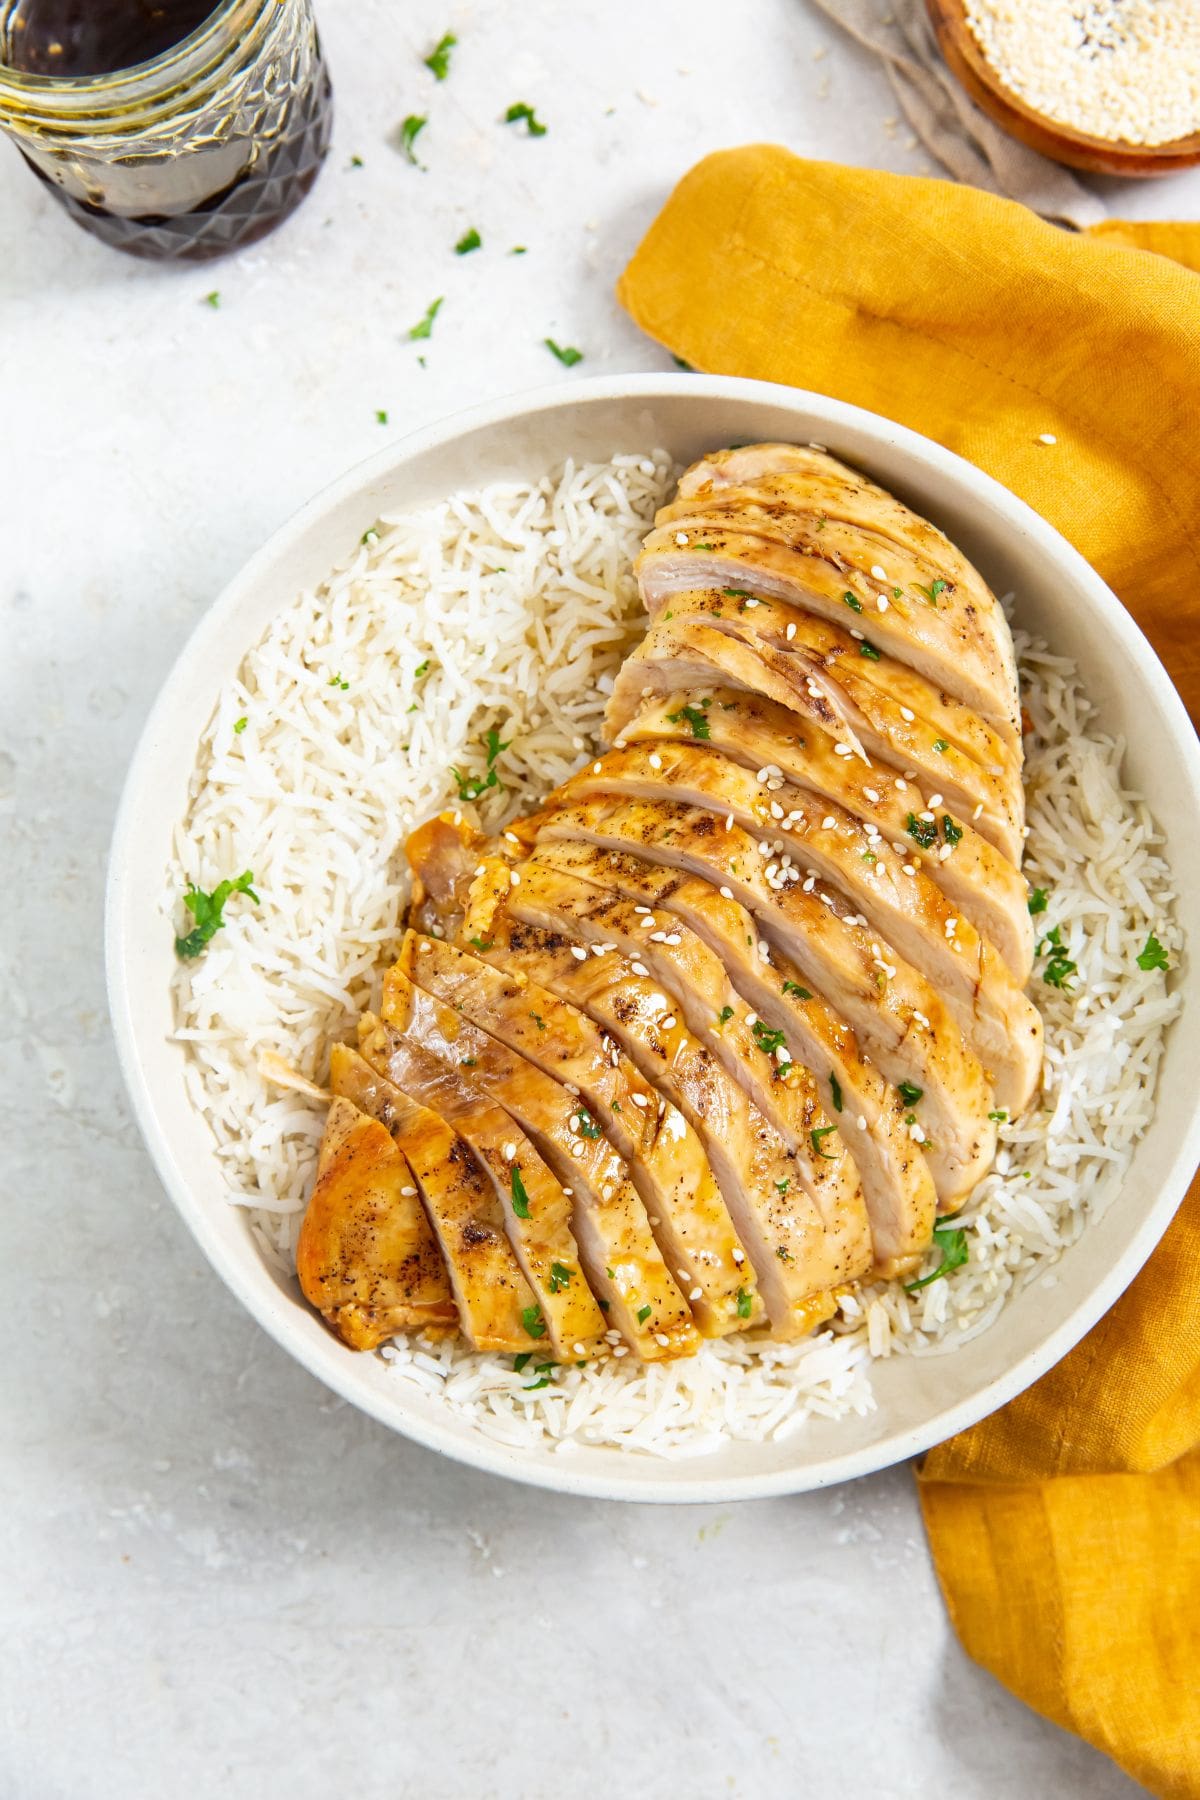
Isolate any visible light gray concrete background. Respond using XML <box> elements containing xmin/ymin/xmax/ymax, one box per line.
<box><xmin>5</xmin><ymin>2</ymin><xmax>1193</xmax><ymax>1794</ymax></box>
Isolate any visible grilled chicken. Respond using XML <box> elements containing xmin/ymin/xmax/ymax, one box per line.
<box><xmin>606</xmin><ymin>615</ymin><xmax>1024</xmax><ymax>862</ymax></box>
<box><xmin>509</xmin><ymin>850</ymin><xmax>937</xmax><ymax>1271</ymax></box>
<box><xmin>329</xmin><ymin>1043</ymin><xmax>538</xmax><ymax>1352</ymax></box>
<box><xmin>385</xmin><ymin>942</ymin><xmax>699</xmax><ymax>1359</ymax></box>
<box><xmin>617</xmin><ymin>687</ymin><xmax>1034</xmax><ymax>978</ymax></box>
<box><xmin>402</xmin><ymin>931</ymin><xmax>755</xmax><ymax>1336</ymax></box>
<box><xmin>552</xmin><ymin>743</ymin><xmax>1042</xmax><ymax>1113</ymax></box>
<box><xmin>532</xmin><ymin>809</ymin><xmax>998</xmax><ymax>1203</ymax></box>
<box><xmin>357</xmin><ymin>1011</ymin><xmax>608</xmax><ymax>1360</ymax></box>
<box><xmin>643</xmin><ymin>445</ymin><xmax>1020</xmax><ymax>738</ymax></box>
<box><xmin>298</xmin><ymin>439</ymin><xmax>1039</xmax><ymax>1363</ymax></box>
<box><xmin>297</xmin><ymin>1096</ymin><xmax>458</xmax><ymax>1350</ymax></box>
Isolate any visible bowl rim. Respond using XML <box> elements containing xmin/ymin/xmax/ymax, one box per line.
<box><xmin>106</xmin><ymin>372</ymin><xmax>1200</xmax><ymax>1502</ymax></box>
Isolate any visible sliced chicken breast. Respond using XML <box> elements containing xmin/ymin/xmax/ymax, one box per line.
<box><xmin>618</xmin><ymin>687</ymin><xmax>1033</xmax><ymax>978</ymax></box>
<box><xmin>402</xmin><ymin>930</ymin><xmax>754</xmax><ymax>1337</ymax></box>
<box><xmin>459</xmin><ymin>911</ymin><xmax>869</xmax><ymax>1335</ymax></box>
<box><xmin>357</xmin><ymin>1013</ymin><xmax>607</xmax><ymax>1361</ymax></box>
<box><xmin>531</xmin><ymin>807</ymin><xmax>999</xmax><ymax>1200</ymax></box>
<box><xmin>553</xmin><ymin>742</ymin><xmax>1042</xmax><ymax>1109</ymax></box>
<box><xmin>297</xmin><ymin>1095</ymin><xmax>458</xmax><ymax>1351</ymax></box>
<box><xmin>605</xmin><ymin>615</ymin><xmax>1024</xmax><ymax>862</ymax></box>
<box><xmin>385</xmin><ymin>946</ymin><xmax>698</xmax><ymax>1360</ymax></box>
<box><xmin>510</xmin><ymin>853</ymin><xmax>938</xmax><ymax>1270</ymax></box>
<box><xmin>329</xmin><ymin>1043</ymin><xmax>538</xmax><ymax>1353</ymax></box>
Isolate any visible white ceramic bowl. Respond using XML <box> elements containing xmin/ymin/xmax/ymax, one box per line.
<box><xmin>106</xmin><ymin>375</ymin><xmax>1200</xmax><ymax>1502</ymax></box>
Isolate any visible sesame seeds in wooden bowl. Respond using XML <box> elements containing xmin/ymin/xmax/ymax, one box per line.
<box><xmin>925</xmin><ymin>0</ymin><xmax>1200</xmax><ymax>177</ymax></box>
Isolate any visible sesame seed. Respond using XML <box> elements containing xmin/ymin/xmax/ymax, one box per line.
<box><xmin>509</xmin><ymin>869</ymin><xmax>520</xmax><ymax>887</ymax></box>
<box><xmin>593</xmin><ymin>761</ymin><xmax>602</xmax><ymax>774</ymax></box>
<box><xmin>574</xmin><ymin>1343</ymin><xmax>586</xmax><ymax>1355</ymax></box>
<box><xmin>502</xmin><ymin>1142</ymin><xmax>516</xmax><ymax>1160</ymax></box>
<box><xmin>660</xmin><ymin>1015</ymin><xmax>677</xmax><ymax>1030</ymax></box>
<box><xmin>400</xmin><ymin>1185</ymin><xmax>417</xmax><ymax>1197</ymax></box>
<box><xmin>631</xmin><ymin>1093</ymin><xmax>649</xmax><ymax>1107</ymax></box>
<box><xmin>822</xmin><ymin>814</ymin><xmax>837</xmax><ymax>829</ymax></box>
<box><xmin>655</xmin><ymin>1331</ymin><xmax>670</xmax><ymax>1347</ymax></box>
<box><xmin>786</xmin><ymin>622</ymin><xmax>797</xmax><ymax>640</ymax></box>
<box><xmin>929</xmin><ymin>792</ymin><xmax>943</xmax><ymax>807</ymax></box>
<box><xmin>648</xmin><ymin>752</ymin><xmax>663</xmax><ymax>769</ymax></box>
<box><xmin>834</xmin><ymin>744</ymin><xmax>853</xmax><ymax>758</ymax></box>
<box><xmin>732</xmin><ymin>1247</ymin><xmax>745</xmax><ymax>1264</ymax></box>
<box><xmin>689</xmin><ymin>1286</ymin><xmax>703</xmax><ymax>1301</ymax></box>
<box><xmin>973</xmin><ymin>802</ymin><xmax>984</xmax><ymax>819</ymax></box>
<box><xmin>1037</xmin><ymin>433</ymin><xmax>1057</xmax><ymax>445</ymax></box>
<box><xmin>863</xmin><ymin>787</ymin><xmax>880</xmax><ymax>803</ymax></box>
<box><xmin>900</xmin><ymin>707</ymin><xmax>915</xmax><ymax>722</ymax></box>
<box><xmin>725</xmin><ymin>813</ymin><xmax>734</xmax><ymax>831</ymax></box>
<box><xmin>675</xmin><ymin>531</ymin><xmax>688</xmax><ymax>545</ymax></box>
<box><xmin>570</xmin><ymin>945</ymin><xmax>588</xmax><ymax>960</ymax></box>
<box><xmin>631</xmin><ymin>960</ymin><xmax>649</xmax><ymax>976</ymax></box>
<box><xmin>877</xmin><ymin>595</ymin><xmax>889</xmax><ymax>612</ymax></box>
<box><xmin>719</xmin><ymin>885</ymin><xmax>733</xmax><ymax>899</ymax></box>
<box><xmin>562</xmin><ymin>1187</ymin><xmax>573</xmax><ymax>1197</ymax></box>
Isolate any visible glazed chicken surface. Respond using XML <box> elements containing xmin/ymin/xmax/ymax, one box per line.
<box><xmin>298</xmin><ymin>443</ymin><xmax>1042</xmax><ymax>1361</ymax></box>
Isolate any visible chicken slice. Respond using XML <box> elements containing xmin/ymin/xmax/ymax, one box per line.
<box><xmin>356</xmin><ymin>1013</ymin><xmax>606</xmax><ymax>1361</ymax></box>
<box><xmin>511</xmin><ymin>855</ymin><xmax>937</xmax><ymax>1272</ymax></box>
<box><xmin>553</xmin><ymin>742</ymin><xmax>1042</xmax><ymax>1110</ymax></box>
<box><xmin>402</xmin><ymin>930</ymin><xmax>753</xmax><ymax>1337</ymax></box>
<box><xmin>605</xmin><ymin>615</ymin><xmax>1023</xmax><ymax>862</ymax></box>
<box><xmin>329</xmin><ymin>1043</ymin><xmax>538</xmax><ymax>1353</ymax></box>
<box><xmin>531</xmin><ymin>806</ymin><xmax>998</xmax><ymax>1200</ymax></box>
<box><xmin>297</xmin><ymin>1096</ymin><xmax>458</xmax><ymax>1351</ymax></box>
<box><xmin>619</xmin><ymin>687</ymin><xmax>1033</xmax><ymax>979</ymax></box>
<box><xmin>635</xmin><ymin>584</ymin><xmax>1024</xmax><ymax>821</ymax></box>
<box><xmin>644</xmin><ymin>450</ymin><xmax>1019</xmax><ymax>738</ymax></box>
<box><xmin>384</xmin><ymin>945</ymin><xmax>698</xmax><ymax>1360</ymax></box>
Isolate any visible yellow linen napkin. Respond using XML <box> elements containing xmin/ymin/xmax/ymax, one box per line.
<box><xmin>617</xmin><ymin>147</ymin><xmax>1200</xmax><ymax>1798</ymax></box>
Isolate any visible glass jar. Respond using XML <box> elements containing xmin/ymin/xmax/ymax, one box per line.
<box><xmin>0</xmin><ymin>0</ymin><xmax>333</xmax><ymax>261</ymax></box>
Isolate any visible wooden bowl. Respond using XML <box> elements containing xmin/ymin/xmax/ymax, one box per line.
<box><xmin>926</xmin><ymin>0</ymin><xmax>1200</xmax><ymax>177</ymax></box>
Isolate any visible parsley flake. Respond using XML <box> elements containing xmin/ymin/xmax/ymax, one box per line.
<box><xmin>174</xmin><ymin>870</ymin><xmax>259</xmax><ymax>960</ymax></box>
<box><xmin>408</xmin><ymin>296</ymin><xmax>443</xmax><ymax>340</ymax></box>
<box><xmin>665</xmin><ymin>702</ymin><xmax>711</xmax><ymax>741</ymax></box>
<box><xmin>1137</xmin><ymin>932</ymin><xmax>1169</xmax><ymax>973</ymax></box>
<box><xmin>906</xmin><ymin>812</ymin><xmax>938</xmax><ymax>849</ymax></box>
<box><xmin>898</xmin><ymin>1081</ymin><xmax>923</xmax><ymax>1106</ymax></box>
<box><xmin>398</xmin><ymin>113</ymin><xmax>427</xmax><ymax>164</ymax></box>
<box><xmin>544</xmin><ymin>338</ymin><xmax>582</xmax><ymax>367</ymax></box>
<box><xmin>782</xmin><ymin>980</ymin><xmax>811</xmax><ymax>999</ymax></box>
<box><xmin>859</xmin><ymin>640</ymin><xmax>882</xmax><ymax>661</ymax></box>
<box><xmin>548</xmin><ymin>1261</ymin><xmax>574</xmax><ymax>1293</ymax></box>
<box><xmin>505</xmin><ymin>101</ymin><xmax>547</xmax><ymax>135</ymax></box>
<box><xmin>454</xmin><ymin>227</ymin><xmax>482</xmax><ymax>255</ymax></box>
<box><xmin>203</xmin><ymin>290</ymin><xmax>220</xmax><ymax>308</ymax></box>
<box><xmin>942</xmin><ymin>815</ymin><xmax>963</xmax><ymax>845</ymax></box>
<box><xmin>905</xmin><ymin>1220</ymin><xmax>969</xmax><ymax>1291</ymax></box>
<box><xmin>529</xmin><ymin>1011</ymin><xmax>546</xmax><ymax>1030</ymax></box>
<box><xmin>636</xmin><ymin>1304</ymin><xmax>652</xmax><ymax>1325</ymax></box>
<box><xmin>510</xmin><ymin>1165</ymin><xmax>531</xmax><ymax>1219</ymax></box>
<box><xmin>829</xmin><ymin>1072</ymin><xmax>843</xmax><ymax>1112</ymax></box>
<box><xmin>736</xmin><ymin>1286</ymin><xmax>752</xmax><ymax>1319</ymax></box>
<box><xmin>913</xmin><ymin>579</ymin><xmax>948</xmax><ymax>606</ymax></box>
<box><xmin>575</xmin><ymin>1109</ymin><xmax>601</xmax><ymax>1140</ymax></box>
<box><xmin>988</xmin><ymin>1109</ymin><xmax>1008</xmax><ymax>1122</ymax></box>
<box><xmin>1037</xmin><ymin>925</ymin><xmax>1077</xmax><ymax>990</ymax></box>
<box><xmin>842</xmin><ymin>590</ymin><xmax>864</xmax><ymax>615</ymax></box>
<box><xmin>467</xmin><ymin>936</ymin><xmax>494</xmax><ymax>952</ymax></box>
<box><xmin>810</xmin><ymin>1124</ymin><xmax>838</xmax><ymax>1159</ymax></box>
<box><xmin>423</xmin><ymin>31</ymin><xmax>456</xmax><ymax>79</ymax></box>
<box><xmin>752</xmin><ymin>1020</ymin><xmax>788</xmax><ymax>1058</ymax></box>
<box><xmin>717</xmin><ymin>1005</ymin><xmax>734</xmax><ymax>1025</ymax></box>
<box><xmin>233</xmin><ymin>716</ymin><xmax>248</xmax><ymax>734</ymax></box>
<box><xmin>513</xmin><ymin>1352</ymin><xmax>532</xmax><ymax>1373</ymax></box>
<box><xmin>1028</xmin><ymin>887</ymin><xmax>1049</xmax><ymax>915</ymax></box>
<box><xmin>520</xmin><ymin>1305</ymin><xmax>546</xmax><ymax>1339</ymax></box>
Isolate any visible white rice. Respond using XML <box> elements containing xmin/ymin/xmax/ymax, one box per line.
<box><xmin>169</xmin><ymin>453</ymin><xmax>1181</xmax><ymax>1458</ymax></box>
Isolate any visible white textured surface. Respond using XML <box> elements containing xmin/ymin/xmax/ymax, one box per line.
<box><xmin>5</xmin><ymin>0</ymin><xmax>1191</xmax><ymax>1791</ymax></box>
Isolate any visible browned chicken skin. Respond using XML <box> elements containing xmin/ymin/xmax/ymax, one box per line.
<box><xmin>299</xmin><ymin>442</ymin><xmax>1039</xmax><ymax>1360</ymax></box>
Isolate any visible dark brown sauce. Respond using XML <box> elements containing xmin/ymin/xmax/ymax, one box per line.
<box><xmin>3</xmin><ymin>0</ymin><xmax>220</xmax><ymax>78</ymax></box>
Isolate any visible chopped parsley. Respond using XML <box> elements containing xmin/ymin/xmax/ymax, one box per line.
<box><xmin>174</xmin><ymin>870</ymin><xmax>259</xmax><ymax>960</ymax></box>
<box><xmin>233</xmin><ymin>716</ymin><xmax>248</xmax><ymax>734</ymax></box>
<box><xmin>398</xmin><ymin>113</ymin><xmax>427</xmax><ymax>164</ymax></box>
<box><xmin>905</xmin><ymin>1219</ymin><xmax>969</xmax><ymax>1291</ymax></box>
<box><xmin>1028</xmin><ymin>887</ymin><xmax>1048</xmax><ymax>916</ymax></box>
<box><xmin>450</xmin><ymin>723</ymin><xmax>510</xmax><ymax>801</ymax></box>
<box><xmin>932</xmin><ymin>738</ymin><xmax>949</xmax><ymax>753</ymax></box>
<box><xmin>454</xmin><ymin>227</ymin><xmax>482</xmax><ymax>255</ymax></box>
<box><xmin>671</xmin><ymin>354</ymin><xmax>694</xmax><ymax>371</ymax></box>
<box><xmin>423</xmin><ymin>31</ymin><xmax>457</xmax><ymax>79</ymax></box>
<box><xmin>906</xmin><ymin>811</ymin><xmax>938</xmax><ymax>849</ymax></box>
<box><xmin>529</xmin><ymin>1011</ymin><xmax>546</xmax><ymax>1030</ymax></box>
<box><xmin>349</xmin><ymin>154</ymin><xmax>363</xmax><ymax>168</ymax></box>
<box><xmin>375</xmin><ymin>410</ymin><xmax>388</xmax><ymax>426</ymax></box>
<box><xmin>203</xmin><ymin>290</ymin><xmax>220</xmax><ymax>308</ymax></box>
<box><xmin>942</xmin><ymin>815</ymin><xmax>963</xmax><ymax>845</ymax></box>
<box><xmin>523</xmin><ymin>1375</ymin><xmax>552</xmax><ymax>1392</ymax></box>
<box><xmin>636</xmin><ymin>1304</ymin><xmax>652</xmax><ymax>1325</ymax></box>
<box><xmin>1037</xmin><ymin>925</ymin><xmax>1077</xmax><ymax>990</ymax></box>
<box><xmin>548</xmin><ymin>1261</ymin><xmax>574</xmax><ymax>1293</ymax></box>
<box><xmin>468</xmin><ymin>936</ymin><xmax>494</xmax><ymax>952</ymax></box>
<box><xmin>810</xmin><ymin>1124</ymin><xmax>838</xmax><ymax>1159</ymax></box>
<box><xmin>665</xmin><ymin>702</ymin><xmax>711</xmax><ymax>740</ymax></box>
<box><xmin>829</xmin><ymin>1072</ymin><xmax>843</xmax><ymax>1112</ymax></box>
<box><xmin>717</xmin><ymin>1004</ymin><xmax>735</xmax><ymax>1025</ymax></box>
<box><xmin>752</xmin><ymin>1020</ymin><xmax>788</xmax><ymax>1058</ymax></box>
<box><xmin>1136</xmin><ymin>932</ymin><xmax>1170</xmax><ymax>973</ymax></box>
<box><xmin>736</xmin><ymin>1286</ymin><xmax>752</xmax><ymax>1319</ymax></box>
<box><xmin>898</xmin><ymin>1081</ymin><xmax>923</xmax><ymax>1106</ymax></box>
<box><xmin>859</xmin><ymin>640</ymin><xmax>882</xmax><ymax>661</ymax></box>
<box><xmin>988</xmin><ymin>1109</ymin><xmax>1008</xmax><ymax>1122</ymax></box>
<box><xmin>361</xmin><ymin>527</ymin><xmax>379</xmax><ymax>545</ymax></box>
<box><xmin>782</xmin><ymin>980</ymin><xmax>811</xmax><ymax>999</ymax></box>
<box><xmin>722</xmin><ymin>587</ymin><xmax>752</xmax><ymax>599</ymax></box>
<box><xmin>328</xmin><ymin>672</ymin><xmax>350</xmax><ymax>689</ymax></box>
<box><xmin>510</xmin><ymin>1164</ymin><xmax>531</xmax><ymax>1219</ymax></box>
<box><xmin>693</xmin><ymin>541</ymin><xmax>715</xmax><ymax>550</ymax></box>
<box><xmin>407</xmin><ymin>295</ymin><xmax>443</xmax><ymax>340</ymax></box>
<box><xmin>544</xmin><ymin>338</ymin><xmax>582</xmax><ymax>367</ymax></box>
<box><xmin>505</xmin><ymin>101</ymin><xmax>547</xmax><ymax>135</ymax></box>
<box><xmin>913</xmin><ymin>579</ymin><xmax>948</xmax><ymax>606</ymax></box>
<box><xmin>775</xmin><ymin>1178</ymin><xmax>789</xmax><ymax>1194</ymax></box>
<box><xmin>842</xmin><ymin>590</ymin><xmax>864</xmax><ymax>615</ymax></box>
<box><xmin>513</xmin><ymin>1352</ymin><xmax>532</xmax><ymax>1372</ymax></box>
<box><xmin>576</xmin><ymin>1109</ymin><xmax>602</xmax><ymax>1140</ymax></box>
<box><xmin>520</xmin><ymin>1305</ymin><xmax>546</xmax><ymax>1339</ymax></box>
<box><xmin>509</xmin><ymin>244</ymin><xmax>527</xmax><ymax>255</ymax></box>
<box><xmin>414</xmin><ymin>659</ymin><xmax>431</xmax><ymax>678</ymax></box>
<box><xmin>460</xmin><ymin>1058</ymin><xmax>476</xmax><ymax>1068</ymax></box>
